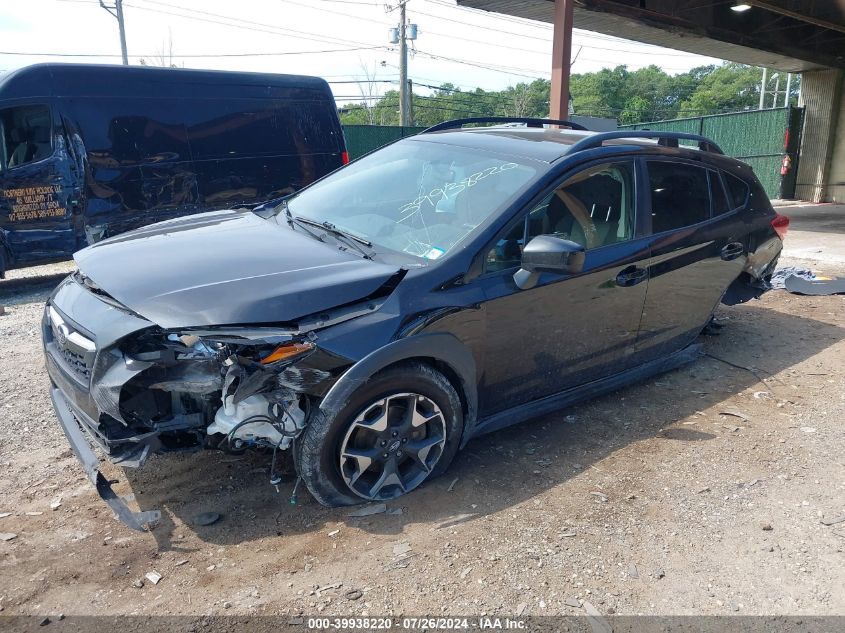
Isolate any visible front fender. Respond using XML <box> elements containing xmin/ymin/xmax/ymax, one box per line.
<box><xmin>318</xmin><ymin>332</ymin><xmax>478</xmax><ymax>446</ymax></box>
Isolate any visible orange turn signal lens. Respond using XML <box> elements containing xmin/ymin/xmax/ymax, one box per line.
<box><xmin>260</xmin><ymin>341</ymin><xmax>315</xmax><ymax>365</ymax></box>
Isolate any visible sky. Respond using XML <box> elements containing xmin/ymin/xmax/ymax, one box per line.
<box><xmin>0</xmin><ymin>0</ymin><xmax>726</xmax><ymax>102</ymax></box>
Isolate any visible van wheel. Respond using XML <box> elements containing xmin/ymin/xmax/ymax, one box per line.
<box><xmin>0</xmin><ymin>247</ymin><xmax>7</xmax><ymax>279</ymax></box>
<box><xmin>295</xmin><ymin>362</ymin><xmax>463</xmax><ymax>506</ymax></box>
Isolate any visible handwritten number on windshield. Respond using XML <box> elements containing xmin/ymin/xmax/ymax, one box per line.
<box><xmin>398</xmin><ymin>162</ymin><xmax>519</xmax><ymax>219</ymax></box>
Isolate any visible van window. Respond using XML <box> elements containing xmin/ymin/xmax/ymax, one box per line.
<box><xmin>68</xmin><ymin>99</ymin><xmax>191</xmax><ymax>168</ymax></box>
<box><xmin>186</xmin><ymin>99</ymin><xmax>339</xmax><ymax>160</ymax></box>
<box><xmin>648</xmin><ymin>161</ymin><xmax>711</xmax><ymax>233</ymax></box>
<box><xmin>724</xmin><ymin>172</ymin><xmax>750</xmax><ymax>209</ymax></box>
<box><xmin>0</xmin><ymin>105</ymin><xmax>52</xmax><ymax>170</ymax></box>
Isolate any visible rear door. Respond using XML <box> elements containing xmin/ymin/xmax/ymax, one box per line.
<box><xmin>476</xmin><ymin>159</ymin><xmax>651</xmax><ymax>416</ymax></box>
<box><xmin>633</xmin><ymin>158</ymin><xmax>748</xmax><ymax>364</ymax></box>
<box><xmin>0</xmin><ymin>102</ymin><xmax>78</xmax><ymax>265</ymax></box>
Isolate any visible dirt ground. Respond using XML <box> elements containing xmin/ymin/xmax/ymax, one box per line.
<box><xmin>0</xmin><ymin>258</ymin><xmax>843</xmax><ymax>619</ymax></box>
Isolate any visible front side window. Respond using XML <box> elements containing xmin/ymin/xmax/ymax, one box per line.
<box><xmin>0</xmin><ymin>104</ymin><xmax>53</xmax><ymax>170</ymax></box>
<box><xmin>486</xmin><ymin>161</ymin><xmax>636</xmax><ymax>272</ymax></box>
<box><xmin>286</xmin><ymin>139</ymin><xmax>540</xmax><ymax>260</ymax></box>
<box><xmin>648</xmin><ymin>161</ymin><xmax>711</xmax><ymax>233</ymax></box>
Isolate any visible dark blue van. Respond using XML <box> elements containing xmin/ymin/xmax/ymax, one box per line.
<box><xmin>0</xmin><ymin>63</ymin><xmax>347</xmax><ymax>276</ymax></box>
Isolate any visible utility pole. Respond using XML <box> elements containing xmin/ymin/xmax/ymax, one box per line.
<box><xmin>100</xmin><ymin>0</ymin><xmax>129</xmax><ymax>65</ymax></box>
<box><xmin>758</xmin><ymin>67</ymin><xmax>768</xmax><ymax>110</ymax></box>
<box><xmin>399</xmin><ymin>1</ymin><xmax>409</xmax><ymax>126</ymax></box>
<box><xmin>390</xmin><ymin>1</ymin><xmax>416</xmax><ymax>126</ymax></box>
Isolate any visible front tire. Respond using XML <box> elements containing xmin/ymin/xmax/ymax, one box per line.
<box><xmin>295</xmin><ymin>362</ymin><xmax>464</xmax><ymax>506</ymax></box>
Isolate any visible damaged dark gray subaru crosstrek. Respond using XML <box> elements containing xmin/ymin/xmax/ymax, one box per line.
<box><xmin>43</xmin><ymin>119</ymin><xmax>788</xmax><ymax>530</ymax></box>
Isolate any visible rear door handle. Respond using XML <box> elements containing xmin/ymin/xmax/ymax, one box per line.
<box><xmin>616</xmin><ymin>265</ymin><xmax>648</xmax><ymax>287</ymax></box>
<box><xmin>721</xmin><ymin>242</ymin><xmax>745</xmax><ymax>261</ymax></box>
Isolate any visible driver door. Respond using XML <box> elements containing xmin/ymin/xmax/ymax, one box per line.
<box><xmin>475</xmin><ymin>159</ymin><xmax>651</xmax><ymax>417</ymax></box>
<box><xmin>0</xmin><ymin>102</ymin><xmax>79</xmax><ymax>265</ymax></box>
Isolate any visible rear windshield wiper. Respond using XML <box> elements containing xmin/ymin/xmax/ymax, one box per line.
<box><xmin>293</xmin><ymin>215</ymin><xmax>374</xmax><ymax>260</ymax></box>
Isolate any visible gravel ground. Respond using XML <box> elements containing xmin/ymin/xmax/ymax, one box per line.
<box><xmin>0</xmin><ymin>259</ymin><xmax>843</xmax><ymax>618</ymax></box>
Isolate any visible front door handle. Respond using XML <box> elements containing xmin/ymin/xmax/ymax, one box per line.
<box><xmin>616</xmin><ymin>265</ymin><xmax>648</xmax><ymax>287</ymax></box>
<box><xmin>721</xmin><ymin>241</ymin><xmax>745</xmax><ymax>261</ymax></box>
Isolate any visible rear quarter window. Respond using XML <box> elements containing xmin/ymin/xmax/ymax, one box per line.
<box><xmin>648</xmin><ymin>161</ymin><xmax>711</xmax><ymax>233</ymax></box>
<box><xmin>724</xmin><ymin>172</ymin><xmax>750</xmax><ymax>209</ymax></box>
<box><xmin>709</xmin><ymin>171</ymin><xmax>731</xmax><ymax>216</ymax></box>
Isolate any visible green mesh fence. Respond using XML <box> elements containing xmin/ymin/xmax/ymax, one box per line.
<box><xmin>347</xmin><ymin>113</ymin><xmax>797</xmax><ymax>198</ymax></box>
<box><xmin>343</xmin><ymin>125</ymin><xmax>426</xmax><ymax>160</ymax></box>
<box><xmin>621</xmin><ymin>108</ymin><xmax>795</xmax><ymax>198</ymax></box>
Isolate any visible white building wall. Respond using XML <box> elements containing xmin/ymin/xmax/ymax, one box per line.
<box><xmin>827</xmin><ymin>79</ymin><xmax>845</xmax><ymax>203</ymax></box>
<box><xmin>795</xmin><ymin>69</ymin><xmax>843</xmax><ymax>202</ymax></box>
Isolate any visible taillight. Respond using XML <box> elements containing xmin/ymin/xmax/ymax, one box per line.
<box><xmin>771</xmin><ymin>213</ymin><xmax>789</xmax><ymax>240</ymax></box>
<box><xmin>341</xmin><ymin>151</ymin><xmax>350</xmax><ymax>165</ymax></box>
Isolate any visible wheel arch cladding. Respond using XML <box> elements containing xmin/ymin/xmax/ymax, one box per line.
<box><xmin>318</xmin><ymin>332</ymin><xmax>478</xmax><ymax>444</ymax></box>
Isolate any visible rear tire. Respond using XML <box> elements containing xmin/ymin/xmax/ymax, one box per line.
<box><xmin>295</xmin><ymin>362</ymin><xmax>464</xmax><ymax>507</ymax></box>
<box><xmin>0</xmin><ymin>247</ymin><xmax>7</xmax><ymax>279</ymax></box>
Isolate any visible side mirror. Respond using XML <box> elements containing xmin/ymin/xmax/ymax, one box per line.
<box><xmin>513</xmin><ymin>235</ymin><xmax>585</xmax><ymax>290</ymax></box>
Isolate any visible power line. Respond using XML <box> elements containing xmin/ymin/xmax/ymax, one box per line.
<box><xmin>0</xmin><ymin>46</ymin><xmax>386</xmax><ymax>59</ymax></box>
<box><xmin>279</xmin><ymin>0</ymin><xmax>392</xmax><ymax>26</ymax></box>
<box><xmin>312</xmin><ymin>0</ymin><xmax>382</xmax><ymax>5</ymax></box>
<box><xmin>328</xmin><ymin>79</ymin><xmax>398</xmax><ymax>84</ymax></box>
<box><xmin>125</xmin><ymin>0</ymin><xmax>388</xmax><ymax>51</ymax></box>
<box><xmin>426</xmin><ymin>0</ymin><xmax>553</xmax><ymax>30</ymax></box>
<box><xmin>414</xmin><ymin>49</ymin><xmax>548</xmax><ymax>80</ymax></box>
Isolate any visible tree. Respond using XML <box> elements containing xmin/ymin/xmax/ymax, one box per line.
<box><xmin>139</xmin><ymin>29</ymin><xmax>179</xmax><ymax>68</ymax></box>
<box><xmin>677</xmin><ymin>63</ymin><xmax>763</xmax><ymax>116</ymax></box>
<box><xmin>619</xmin><ymin>95</ymin><xmax>651</xmax><ymax>125</ymax></box>
<box><xmin>338</xmin><ymin>62</ymin><xmax>780</xmax><ymax>127</ymax></box>
<box><xmin>355</xmin><ymin>61</ymin><xmax>383</xmax><ymax>126</ymax></box>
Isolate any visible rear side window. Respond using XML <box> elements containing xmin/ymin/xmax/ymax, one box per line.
<box><xmin>648</xmin><ymin>161</ymin><xmax>710</xmax><ymax>233</ymax></box>
<box><xmin>709</xmin><ymin>171</ymin><xmax>731</xmax><ymax>216</ymax></box>
<box><xmin>724</xmin><ymin>172</ymin><xmax>750</xmax><ymax>209</ymax></box>
<box><xmin>0</xmin><ymin>104</ymin><xmax>53</xmax><ymax>170</ymax></box>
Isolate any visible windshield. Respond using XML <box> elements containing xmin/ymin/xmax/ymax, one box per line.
<box><xmin>285</xmin><ymin>139</ymin><xmax>540</xmax><ymax>260</ymax></box>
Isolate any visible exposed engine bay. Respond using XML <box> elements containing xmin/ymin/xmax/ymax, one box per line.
<box><xmin>86</xmin><ymin>328</ymin><xmax>334</xmax><ymax>468</ymax></box>
<box><xmin>129</xmin><ymin>331</ymin><xmax>312</xmax><ymax>451</ymax></box>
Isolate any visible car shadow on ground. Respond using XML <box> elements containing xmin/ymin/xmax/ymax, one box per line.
<box><xmin>0</xmin><ymin>273</ymin><xmax>67</xmax><ymax>306</ymax></box>
<box><xmin>119</xmin><ymin>299</ymin><xmax>844</xmax><ymax>551</ymax></box>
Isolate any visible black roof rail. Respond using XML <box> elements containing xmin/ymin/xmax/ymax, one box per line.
<box><xmin>422</xmin><ymin>117</ymin><xmax>588</xmax><ymax>133</ymax></box>
<box><xmin>568</xmin><ymin>130</ymin><xmax>724</xmax><ymax>155</ymax></box>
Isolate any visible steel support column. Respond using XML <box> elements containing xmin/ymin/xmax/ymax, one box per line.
<box><xmin>550</xmin><ymin>0</ymin><xmax>574</xmax><ymax>120</ymax></box>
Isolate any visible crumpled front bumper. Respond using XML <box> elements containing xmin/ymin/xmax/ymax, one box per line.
<box><xmin>44</xmin><ymin>276</ymin><xmax>163</xmax><ymax>531</ymax></box>
<box><xmin>49</xmin><ymin>386</ymin><xmax>161</xmax><ymax>531</ymax></box>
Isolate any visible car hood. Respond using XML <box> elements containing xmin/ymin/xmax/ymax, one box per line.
<box><xmin>74</xmin><ymin>210</ymin><xmax>401</xmax><ymax>329</ymax></box>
